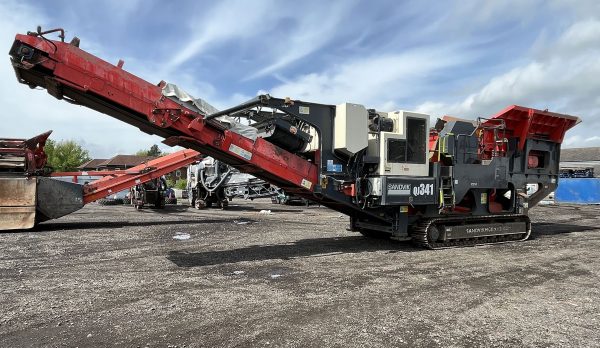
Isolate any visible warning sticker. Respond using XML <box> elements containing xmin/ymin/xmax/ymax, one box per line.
<box><xmin>229</xmin><ymin>144</ymin><xmax>252</xmax><ymax>161</ymax></box>
<box><xmin>301</xmin><ymin>179</ymin><xmax>312</xmax><ymax>190</ymax></box>
<box><xmin>327</xmin><ymin>160</ymin><xmax>343</xmax><ymax>172</ymax></box>
<box><xmin>299</xmin><ymin>106</ymin><xmax>310</xmax><ymax>114</ymax></box>
<box><xmin>480</xmin><ymin>192</ymin><xmax>487</xmax><ymax>204</ymax></box>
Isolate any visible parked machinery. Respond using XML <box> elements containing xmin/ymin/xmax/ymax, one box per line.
<box><xmin>187</xmin><ymin>157</ymin><xmax>276</xmax><ymax>209</ymax></box>
<box><xmin>187</xmin><ymin>157</ymin><xmax>230</xmax><ymax>209</ymax></box>
<box><xmin>270</xmin><ymin>187</ymin><xmax>311</xmax><ymax>206</ymax></box>
<box><xmin>8</xmin><ymin>27</ymin><xmax>581</xmax><ymax>247</ymax></box>
<box><xmin>130</xmin><ymin>177</ymin><xmax>168</xmax><ymax>210</ymax></box>
<box><xmin>559</xmin><ymin>168</ymin><xmax>594</xmax><ymax>178</ymax></box>
<box><xmin>223</xmin><ymin>175</ymin><xmax>276</xmax><ymax>201</ymax></box>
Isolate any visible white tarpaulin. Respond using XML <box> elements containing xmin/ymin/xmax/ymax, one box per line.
<box><xmin>162</xmin><ymin>83</ymin><xmax>258</xmax><ymax>140</ymax></box>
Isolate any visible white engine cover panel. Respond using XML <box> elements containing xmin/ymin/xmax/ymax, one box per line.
<box><xmin>334</xmin><ymin>103</ymin><xmax>368</xmax><ymax>156</ymax></box>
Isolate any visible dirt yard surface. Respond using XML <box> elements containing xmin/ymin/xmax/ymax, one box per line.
<box><xmin>1</xmin><ymin>200</ymin><xmax>599</xmax><ymax>348</ymax></box>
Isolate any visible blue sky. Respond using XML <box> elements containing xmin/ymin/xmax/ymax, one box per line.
<box><xmin>1</xmin><ymin>0</ymin><xmax>599</xmax><ymax>157</ymax></box>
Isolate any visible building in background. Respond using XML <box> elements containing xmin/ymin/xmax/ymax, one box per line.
<box><xmin>77</xmin><ymin>158</ymin><xmax>107</xmax><ymax>171</ymax></box>
<box><xmin>559</xmin><ymin>147</ymin><xmax>599</xmax><ymax>178</ymax></box>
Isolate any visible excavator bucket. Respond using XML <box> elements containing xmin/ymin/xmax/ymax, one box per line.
<box><xmin>35</xmin><ymin>177</ymin><xmax>84</xmax><ymax>223</ymax></box>
<box><xmin>0</xmin><ymin>177</ymin><xmax>84</xmax><ymax>230</ymax></box>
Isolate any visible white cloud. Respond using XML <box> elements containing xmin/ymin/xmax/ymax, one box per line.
<box><xmin>265</xmin><ymin>46</ymin><xmax>469</xmax><ymax>109</ymax></box>
<box><xmin>245</xmin><ymin>1</ymin><xmax>355</xmax><ymax>79</ymax></box>
<box><xmin>449</xmin><ymin>0</ymin><xmax>544</xmax><ymax>24</ymax></box>
<box><xmin>3</xmin><ymin>0</ymin><xmax>600</xmax><ymax>160</ymax></box>
<box><xmin>0</xmin><ymin>1</ymin><xmax>174</xmax><ymax>158</ymax></box>
<box><xmin>415</xmin><ymin>18</ymin><xmax>600</xmax><ymax>147</ymax></box>
<box><xmin>556</xmin><ymin>19</ymin><xmax>600</xmax><ymax>50</ymax></box>
<box><xmin>164</xmin><ymin>0</ymin><xmax>278</xmax><ymax>73</ymax></box>
<box><xmin>165</xmin><ymin>1</ymin><xmax>360</xmax><ymax>80</ymax></box>
<box><xmin>585</xmin><ymin>136</ymin><xmax>600</xmax><ymax>143</ymax></box>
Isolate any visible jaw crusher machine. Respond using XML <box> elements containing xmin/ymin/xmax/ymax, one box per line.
<box><xmin>8</xmin><ymin>27</ymin><xmax>580</xmax><ymax>248</ymax></box>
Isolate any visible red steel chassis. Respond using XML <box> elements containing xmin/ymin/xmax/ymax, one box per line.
<box><xmin>11</xmin><ymin>31</ymin><xmax>319</xmax><ymax>201</ymax></box>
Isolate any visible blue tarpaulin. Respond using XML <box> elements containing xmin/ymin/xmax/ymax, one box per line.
<box><xmin>555</xmin><ymin>178</ymin><xmax>600</xmax><ymax>204</ymax></box>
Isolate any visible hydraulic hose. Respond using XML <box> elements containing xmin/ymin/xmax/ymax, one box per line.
<box><xmin>199</xmin><ymin>168</ymin><xmax>232</xmax><ymax>193</ymax></box>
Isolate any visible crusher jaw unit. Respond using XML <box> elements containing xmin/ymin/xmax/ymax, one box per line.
<box><xmin>8</xmin><ymin>27</ymin><xmax>581</xmax><ymax>247</ymax></box>
<box><xmin>0</xmin><ymin>131</ymin><xmax>84</xmax><ymax>229</ymax></box>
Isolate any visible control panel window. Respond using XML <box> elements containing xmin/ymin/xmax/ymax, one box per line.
<box><xmin>387</xmin><ymin>139</ymin><xmax>407</xmax><ymax>163</ymax></box>
<box><xmin>406</xmin><ymin>117</ymin><xmax>426</xmax><ymax>163</ymax></box>
<box><xmin>387</xmin><ymin>118</ymin><xmax>426</xmax><ymax>164</ymax></box>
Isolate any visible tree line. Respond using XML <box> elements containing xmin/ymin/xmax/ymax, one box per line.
<box><xmin>45</xmin><ymin>141</ymin><xmax>165</xmax><ymax>172</ymax></box>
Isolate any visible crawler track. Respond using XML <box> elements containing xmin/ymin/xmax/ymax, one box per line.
<box><xmin>411</xmin><ymin>214</ymin><xmax>531</xmax><ymax>249</ymax></box>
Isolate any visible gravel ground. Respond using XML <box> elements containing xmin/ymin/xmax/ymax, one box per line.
<box><xmin>0</xmin><ymin>200</ymin><xmax>599</xmax><ymax>348</ymax></box>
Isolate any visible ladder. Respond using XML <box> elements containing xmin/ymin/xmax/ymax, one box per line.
<box><xmin>440</xmin><ymin>167</ymin><xmax>455</xmax><ymax>210</ymax></box>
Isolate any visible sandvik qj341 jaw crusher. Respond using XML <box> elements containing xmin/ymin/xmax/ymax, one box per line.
<box><xmin>7</xmin><ymin>27</ymin><xmax>580</xmax><ymax>248</ymax></box>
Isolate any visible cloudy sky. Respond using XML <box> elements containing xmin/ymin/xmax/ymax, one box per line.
<box><xmin>1</xmin><ymin>0</ymin><xmax>599</xmax><ymax>157</ymax></box>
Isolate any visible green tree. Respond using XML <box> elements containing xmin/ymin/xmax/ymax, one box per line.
<box><xmin>166</xmin><ymin>178</ymin><xmax>187</xmax><ymax>190</ymax></box>
<box><xmin>136</xmin><ymin>144</ymin><xmax>162</xmax><ymax>157</ymax></box>
<box><xmin>175</xmin><ymin>179</ymin><xmax>187</xmax><ymax>190</ymax></box>
<box><xmin>45</xmin><ymin>139</ymin><xmax>91</xmax><ymax>172</ymax></box>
